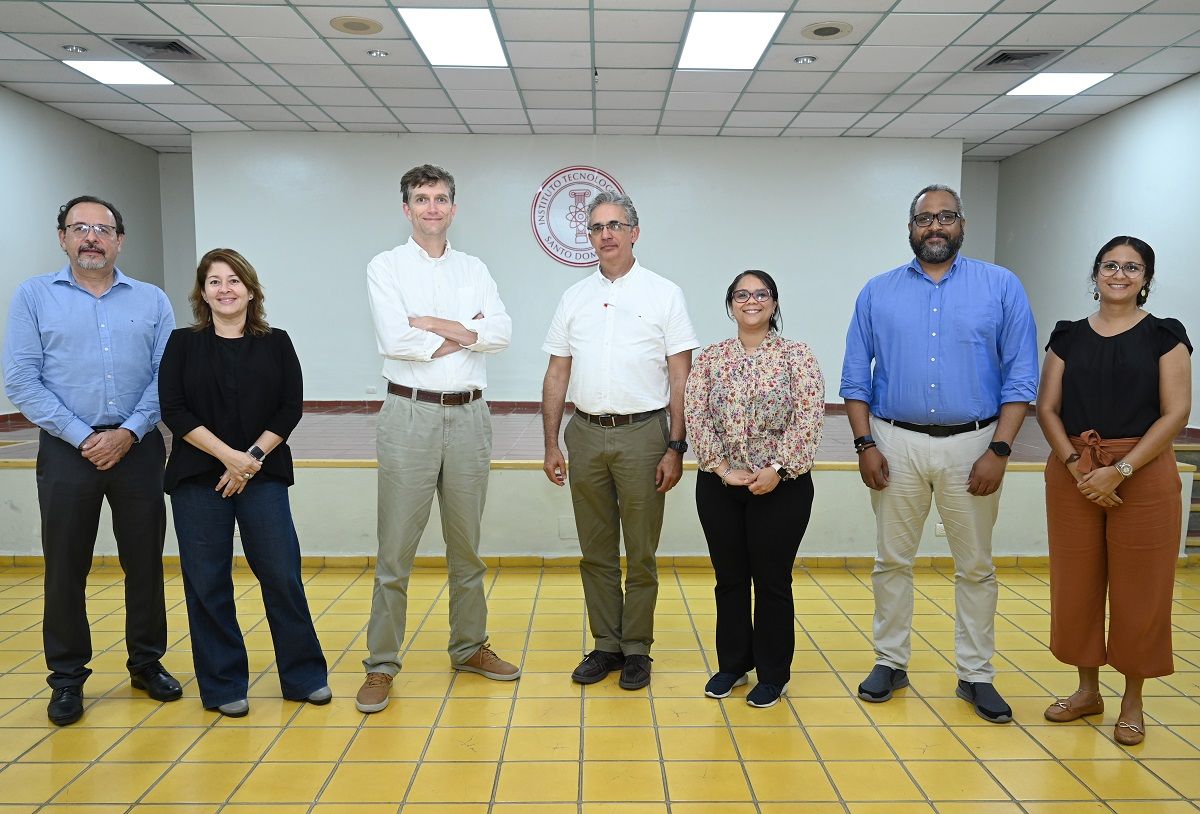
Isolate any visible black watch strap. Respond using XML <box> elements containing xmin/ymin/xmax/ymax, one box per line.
<box><xmin>667</xmin><ymin>439</ymin><xmax>688</xmax><ymax>454</ymax></box>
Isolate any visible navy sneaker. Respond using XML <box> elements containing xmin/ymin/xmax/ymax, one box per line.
<box><xmin>857</xmin><ymin>665</ymin><xmax>909</xmax><ymax>703</ymax></box>
<box><xmin>746</xmin><ymin>682</ymin><xmax>788</xmax><ymax>708</ymax></box>
<box><xmin>957</xmin><ymin>680</ymin><xmax>1012</xmax><ymax>724</ymax></box>
<box><xmin>704</xmin><ymin>672</ymin><xmax>748</xmax><ymax>699</ymax></box>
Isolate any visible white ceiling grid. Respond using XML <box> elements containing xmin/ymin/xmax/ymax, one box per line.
<box><xmin>0</xmin><ymin>0</ymin><xmax>1196</xmax><ymax>157</ymax></box>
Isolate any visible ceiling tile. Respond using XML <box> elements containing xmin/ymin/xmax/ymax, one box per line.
<box><xmin>435</xmin><ymin>68</ymin><xmax>517</xmax><ymax>91</ymax></box>
<box><xmin>327</xmin><ymin>39</ymin><xmax>424</xmax><ymax>65</ymax></box>
<box><xmin>843</xmin><ymin>127</ymin><xmax>877</xmax><ymax>135</ymax></box>
<box><xmin>230</xmin><ymin>64</ymin><xmax>288</xmax><ymax>87</ymax></box>
<box><xmin>657</xmin><ymin>125</ymin><xmax>720</xmax><ymax>135</ymax></box>
<box><xmin>297</xmin><ymin>6</ymin><xmax>406</xmax><ymax>38</ymax></box>
<box><xmin>522</xmin><ymin>90</ymin><xmax>591</xmax><ymax>108</ymax></box>
<box><xmin>1013</xmin><ymin>112</ymin><xmax>1098</xmax><ymax>129</ymax></box>
<box><xmin>821</xmin><ymin>72</ymin><xmax>906</xmax><ymax>93</ymax></box>
<box><xmin>592</xmin><ymin>68</ymin><xmax>673</xmax><ymax>91</ymax></box>
<box><xmin>184</xmin><ymin>121</ymin><xmax>251</xmax><ymax>132</ymax></box>
<box><xmin>781</xmin><ymin>126</ymin><xmax>850</xmax><ymax>136</ymax></box>
<box><xmin>875</xmin><ymin>111</ymin><xmax>966</xmax><ymax>135</ymax></box>
<box><xmin>216</xmin><ymin>104</ymin><xmax>299</xmax><ymax>121</ymax></box>
<box><xmin>187</xmin><ymin>85</ymin><xmax>276</xmax><ymax>105</ymax></box>
<box><xmin>305</xmin><ymin>121</ymin><xmax>344</xmax><ymax>131</ymax></box>
<box><xmin>974</xmin><ymin>95</ymin><xmax>1062</xmax><ymax>114</ymax></box>
<box><xmin>896</xmin><ymin>72</ymin><xmax>951</xmax><ymax>93</ymax></box>
<box><xmin>854</xmin><ymin>112</ymin><xmax>897</xmax><ymax>128</ymax></box>
<box><xmin>112</xmin><ymin>84</ymin><xmax>205</xmax><ymax>104</ymax></box>
<box><xmin>0</xmin><ymin>34</ymin><xmax>57</xmax><ymax>61</ymax></box>
<box><xmin>147</xmin><ymin>4</ymin><xmax>223</xmax><ymax>36</ymax></box>
<box><xmin>298</xmin><ymin>86</ymin><xmax>380</xmax><ymax>105</ymax></box>
<box><xmin>895</xmin><ymin>0</ymin><xmax>995</xmax><ymax>9</ymax></box>
<box><xmin>236</xmin><ymin>37</ymin><xmax>342</xmax><ymax>65</ymax></box>
<box><xmin>12</xmin><ymin>33</ymin><xmax>130</xmax><ymax>60</ymax></box>
<box><xmin>272</xmin><ymin>64</ymin><xmax>363</xmax><ymax>87</ymax></box>
<box><xmin>3</xmin><ymin>81</ymin><xmax>130</xmax><ymax>104</ymax></box>
<box><xmin>391</xmin><ymin>107</ymin><xmax>464</xmax><ymax>124</ymax></box>
<box><xmin>45</xmin><ymin>2</ymin><xmax>175</xmax><ymax>35</ymax></box>
<box><xmin>957</xmin><ymin>112</ymin><xmax>1034</xmax><ymax>130</ymax></box>
<box><xmin>528</xmin><ymin>108</ymin><xmax>592</xmax><ymax>125</ymax></box>
<box><xmin>790</xmin><ymin>111</ymin><xmax>863</xmax><ymax>127</ymax></box>
<box><xmin>757</xmin><ymin>44</ymin><xmax>854</xmax><ymax>71</ymax></box>
<box><xmin>873</xmin><ymin>95</ymin><xmax>920</xmax><ymax>112</ymax></box>
<box><xmin>697</xmin><ymin>0</ymin><xmax>792</xmax><ymax>9</ymax></box>
<box><xmin>322</xmin><ymin>106</ymin><xmax>397</xmax><ymax>122</ymax></box>
<box><xmin>660</xmin><ymin>110</ymin><xmax>728</xmax><ymax>126</ymax></box>
<box><xmin>1047</xmin><ymin>94</ymin><xmax>1137</xmax><ymax>113</ymax></box>
<box><xmin>1127</xmin><ymin>46</ymin><xmax>1200</xmax><ymax>72</ymax></box>
<box><xmin>94</xmin><ymin>118</ymin><xmax>188</xmax><ymax>134</ymax></box>
<box><xmin>407</xmin><ymin>123</ymin><xmax>469</xmax><ymax>133</ymax></box>
<box><xmin>776</xmin><ymin>12</ymin><xmax>884</xmax><ymax>44</ymax></box>
<box><xmin>1143</xmin><ymin>0</ymin><xmax>1200</xmax><ymax>9</ymax></box>
<box><xmin>596</xmin><ymin>125</ymin><xmax>656</xmax><ymax>134</ymax></box>
<box><xmin>496</xmin><ymin>9</ymin><xmax>590</xmax><ymax>41</ymax></box>
<box><xmin>0</xmin><ymin>61</ymin><xmax>93</xmax><ymax>82</ymax></box>
<box><xmin>1048</xmin><ymin>45</ymin><xmax>1159</xmax><ymax>71</ymax></box>
<box><xmin>965</xmin><ymin>143</ymin><xmax>1028</xmax><ymax>157</ymax></box>
<box><xmin>532</xmin><ymin>124</ymin><xmax>594</xmax><ymax>133</ymax></box>
<box><xmin>1092</xmin><ymin>14</ymin><xmax>1200</xmax><ymax>45</ymax></box>
<box><xmin>151</xmin><ymin>62</ymin><xmax>253</xmax><ymax>85</ymax></box>
<box><xmin>50</xmin><ymin>101</ymin><xmax>165</xmax><ymax>120</ymax></box>
<box><xmin>338</xmin><ymin>122</ymin><xmax>402</xmax><ymax>132</ymax></box>
<box><xmin>1001</xmin><ymin>14</ymin><xmax>1124</xmax><ymax>46</ymax></box>
<box><xmin>933</xmin><ymin>73</ymin><xmax>1030</xmax><ymax>94</ymax></box>
<box><xmin>725</xmin><ymin>111</ymin><xmax>794</xmax><ymax>127</ymax></box>
<box><xmin>0</xmin><ymin>2</ymin><xmax>85</xmax><ymax>34</ymax></box>
<box><xmin>594</xmin><ymin>11</ymin><xmax>686</xmax><ymax>42</ymax></box>
<box><xmin>188</xmin><ymin>36</ymin><xmax>257</xmax><ymax>63</ymax></box>
<box><xmin>595</xmin><ymin>90</ymin><xmax>665</xmax><ymax>108</ymax></box>
<box><xmin>289</xmin><ymin>105</ymin><xmax>331</xmax><ymax>121</ymax></box>
<box><xmin>125</xmin><ymin>133</ymin><xmax>192</xmax><ymax>148</ymax></box>
<box><xmin>354</xmin><ymin>65</ymin><xmax>438</xmax><ymax>87</ymax></box>
<box><xmin>507</xmin><ymin>42</ymin><xmax>591</xmax><ymax>69</ymax></box>
<box><xmin>373</xmin><ymin>87</ymin><xmax>451</xmax><ymax>106</ymax></box>
<box><xmin>1080</xmin><ymin>72</ymin><xmax>1187</xmax><ymax>93</ymax></box>
<box><xmin>516</xmin><ymin>68</ymin><xmax>594</xmax><ymax>90</ymax></box>
<box><xmin>469</xmin><ymin>124</ymin><xmax>532</xmax><ymax>134</ymax></box>
<box><xmin>735</xmin><ymin>92</ymin><xmax>812</xmax><ymax>111</ymax></box>
<box><xmin>985</xmin><ymin>128</ymin><xmax>1062</xmax><ymax>144</ymax></box>
<box><xmin>907</xmin><ymin>94</ymin><xmax>991</xmax><ymax>114</ymax></box>
<box><xmin>460</xmin><ymin>108</ymin><xmax>528</xmax><ymax>125</ymax></box>
<box><xmin>594</xmin><ymin>42</ymin><xmax>678</xmax><ymax>69</ymax></box>
<box><xmin>670</xmin><ymin>70</ymin><xmax>751</xmax><ymax>93</ymax></box>
<box><xmin>864</xmin><ymin>13</ymin><xmax>980</xmax><ymax>46</ymax></box>
<box><xmin>665</xmin><ymin>91</ymin><xmax>740</xmax><ymax>111</ymax></box>
<box><xmin>496</xmin><ymin>0</ymin><xmax>586</xmax><ymax>6</ymax></box>
<box><xmin>1041</xmin><ymin>0</ymin><xmax>1151</xmax><ymax>10</ymax></box>
<box><xmin>840</xmin><ymin>45</ymin><xmax>941</xmax><ymax>72</ymax></box>
<box><xmin>955</xmin><ymin>14</ymin><xmax>1029</xmax><ymax>46</ymax></box>
<box><xmin>991</xmin><ymin>0</ymin><xmax>1057</xmax><ymax>9</ymax></box>
<box><xmin>805</xmin><ymin>93</ymin><xmax>885</xmax><ymax>112</ymax></box>
<box><xmin>744</xmin><ymin>70</ymin><xmax>832</xmax><ymax>93</ymax></box>
<box><xmin>722</xmin><ymin>127</ymin><xmax>784</xmax><ymax>136</ymax></box>
<box><xmin>923</xmin><ymin>45</ymin><xmax>988</xmax><ymax>72</ymax></box>
<box><xmin>263</xmin><ymin>86</ymin><xmax>310</xmax><ymax>105</ymax></box>
<box><xmin>195</xmin><ymin>5</ymin><xmax>317</xmax><ymax>38</ymax></box>
<box><xmin>447</xmin><ymin>89</ymin><xmax>523</xmax><ymax>108</ymax></box>
<box><xmin>245</xmin><ymin>121</ymin><xmax>314</xmax><ymax>131</ymax></box>
<box><xmin>596</xmin><ymin>109</ymin><xmax>659</xmax><ymax>125</ymax></box>
<box><xmin>148</xmin><ymin>103</ymin><xmax>234</xmax><ymax>121</ymax></box>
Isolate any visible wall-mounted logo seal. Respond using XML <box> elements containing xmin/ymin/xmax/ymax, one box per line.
<box><xmin>531</xmin><ymin>166</ymin><xmax>624</xmax><ymax>267</ymax></box>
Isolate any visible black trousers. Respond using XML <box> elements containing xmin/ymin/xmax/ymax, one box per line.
<box><xmin>695</xmin><ymin>469</ymin><xmax>814</xmax><ymax>685</ymax></box>
<box><xmin>37</xmin><ymin>429</ymin><xmax>168</xmax><ymax>688</ymax></box>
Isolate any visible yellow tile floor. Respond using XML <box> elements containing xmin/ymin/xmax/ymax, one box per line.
<box><xmin>1</xmin><ymin>563</ymin><xmax>1199</xmax><ymax>813</ymax></box>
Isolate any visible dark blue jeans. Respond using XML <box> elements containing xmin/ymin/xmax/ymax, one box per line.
<box><xmin>171</xmin><ymin>479</ymin><xmax>327</xmax><ymax>708</ymax></box>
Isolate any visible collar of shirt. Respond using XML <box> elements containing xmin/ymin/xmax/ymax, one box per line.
<box><xmin>53</xmin><ymin>265</ymin><xmax>132</xmax><ymax>294</ymax></box>
<box><xmin>904</xmin><ymin>254</ymin><xmax>962</xmax><ymax>284</ymax></box>
<box><xmin>407</xmin><ymin>236</ymin><xmax>453</xmax><ymax>264</ymax></box>
<box><xmin>592</xmin><ymin>258</ymin><xmax>642</xmax><ymax>287</ymax></box>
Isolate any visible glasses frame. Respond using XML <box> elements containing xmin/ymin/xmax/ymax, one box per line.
<box><xmin>63</xmin><ymin>222</ymin><xmax>119</xmax><ymax>239</ymax></box>
<box><xmin>731</xmin><ymin>288</ymin><xmax>773</xmax><ymax>304</ymax></box>
<box><xmin>586</xmin><ymin>220</ymin><xmax>634</xmax><ymax>235</ymax></box>
<box><xmin>1096</xmin><ymin>261</ymin><xmax>1146</xmax><ymax>278</ymax></box>
<box><xmin>910</xmin><ymin>211</ymin><xmax>963</xmax><ymax>228</ymax></box>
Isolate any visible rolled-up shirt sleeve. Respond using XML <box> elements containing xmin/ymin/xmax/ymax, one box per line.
<box><xmin>839</xmin><ymin>284</ymin><xmax>875</xmax><ymax>404</ymax></box>
<box><xmin>461</xmin><ymin>266</ymin><xmax>512</xmax><ymax>354</ymax></box>
<box><xmin>2</xmin><ymin>285</ymin><xmax>93</xmax><ymax>447</ymax></box>
<box><xmin>367</xmin><ymin>256</ymin><xmax>444</xmax><ymax>362</ymax></box>
<box><xmin>997</xmin><ymin>274</ymin><xmax>1039</xmax><ymax>405</ymax></box>
<box><xmin>684</xmin><ymin>347</ymin><xmax>726</xmax><ymax>471</ymax></box>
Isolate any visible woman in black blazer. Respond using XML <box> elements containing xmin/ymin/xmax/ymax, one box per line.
<box><xmin>159</xmin><ymin>248</ymin><xmax>328</xmax><ymax>717</ymax></box>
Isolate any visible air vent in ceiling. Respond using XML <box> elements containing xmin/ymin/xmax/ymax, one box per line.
<box><xmin>112</xmin><ymin>38</ymin><xmax>205</xmax><ymax>61</ymax></box>
<box><xmin>973</xmin><ymin>49</ymin><xmax>1063</xmax><ymax>72</ymax></box>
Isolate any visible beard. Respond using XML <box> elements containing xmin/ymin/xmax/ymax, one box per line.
<box><xmin>75</xmin><ymin>246</ymin><xmax>108</xmax><ymax>270</ymax></box>
<box><xmin>910</xmin><ymin>229</ymin><xmax>964</xmax><ymax>264</ymax></box>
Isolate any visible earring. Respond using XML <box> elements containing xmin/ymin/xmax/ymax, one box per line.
<box><xmin>1140</xmin><ymin>287</ymin><xmax>1147</xmax><ymax>299</ymax></box>
<box><xmin>1092</xmin><ymin>286</ymin><xmax>1099</xmax><ymax>301</ymax></box>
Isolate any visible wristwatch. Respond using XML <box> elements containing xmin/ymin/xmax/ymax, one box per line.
<box><xmin>247</xmin><ymin>445</ymin><xmax>266</xmax><ymax>462</ymax></box>
<box><xmin>987</xmin><ymin>441</ymin><xmax>1012</xmax><ymax>457</ymax></box>
<box><xmin>666</xmin><ymin>440</ymin><xmax>688</xmax><ymax>454</ymax></box>
<box><xmin>1115</xmin><ymin>459</ymin><xmax>1133</xmax><ymax>478</ymax></box>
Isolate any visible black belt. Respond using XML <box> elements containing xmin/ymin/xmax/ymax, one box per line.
<box><xmin>387</xmin><ymin>382</ymin><xmax>482</xmax><ymax>406</ymax></box>
<box><xmin>883</xmin><ymin>415</ymin><xmax>997</xmax><ymax>438</ymax></box>
<box><xmin>575</xmin><ymin>408</ymin><xmax>663</xmax><ymax>428</ymax></box>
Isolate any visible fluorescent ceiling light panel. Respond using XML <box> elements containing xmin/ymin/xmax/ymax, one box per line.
<box><xmin>679</xmin><ymin>12</ymin><xmax>783</xmax><ymax>70</ymax></box>
<box><xmin>1007</xmin><ymin>72</ymin><xmax>1112</xmax><ymax>96</ymax></box>
<box><xmin>399</xmin><ymin>8</ymin><xmax>507</xmax><ymax>67</ymax></box>
<box><xmin>64</xmin><ymin>60</ymin><xmax>173</xmax><ymax>85</ymax></box>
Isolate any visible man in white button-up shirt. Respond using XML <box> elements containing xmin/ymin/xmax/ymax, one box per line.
<box><xmin>356</xmin><ymin>165</ymin><xmax>518</xmax><ymax>714</ymax></box>
<box><xmin>541</xmin><ymin>191</ymin><xmax>698</xmax><ymax>691</ymax></box>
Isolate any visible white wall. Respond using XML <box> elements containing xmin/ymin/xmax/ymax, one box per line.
<box><xmin>960</xmin><ymin>161</ymin><xmax>999</xmax><ymax>264</ymax></box>
<box><xmin>0</xmin><ymin>86</ymin><xmax>164</xmax><ymax>415</ymax></box>
<box><xmin>190</xmin><ymin>133</ymin><xmax>961</xmax><ymax>402</ymax></box>
<box><xmin>158</xmin><ymin>153</ymin><xmax>197</xmax><ymax>320</ymax></box>
<box><xmin>997</xmin><ymin>73</ymin><xmax>1200</xmax><ymax>426</ymax></box>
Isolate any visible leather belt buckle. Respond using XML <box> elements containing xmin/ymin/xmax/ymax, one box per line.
<box><xmin>598</xmin><ymin>414</ymin><xmax>618</xmax><ymax>428</ymax></box>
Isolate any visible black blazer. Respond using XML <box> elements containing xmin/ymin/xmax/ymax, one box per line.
<box><xmin>159</xmin><ymin>325</ymin><xmax>303</xmax><ymax>493</ymax></box>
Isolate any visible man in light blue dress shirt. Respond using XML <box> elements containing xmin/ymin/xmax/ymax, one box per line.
<box><xmin>3</xmin><ymin>195</ymin><xmax>180</xmax><ymax>726</ymax></box>
<box><xmin>840</xmin><ymin>185</ymin><xmax>1038</xmax><ymax>724</ymax></box>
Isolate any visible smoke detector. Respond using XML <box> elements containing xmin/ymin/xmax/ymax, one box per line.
<box><xmin>330</xmin><ymin>16</ymin><xmax>384</xmax><ymax>35</ymax></box>
<box><xmin>802</xmin><ymin>21</ymin><xmax>853</xmax><ymax>41</ymax></box>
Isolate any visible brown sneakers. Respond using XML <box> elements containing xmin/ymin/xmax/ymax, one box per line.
<box><xmin>1044</xmin><ymin>689</ymin><xmax>1104</xmax><ymax>722</ymax></box>
<box><xmin>355</xmin><ymin>672</ymin><xmax>393</xmax><ymax>713</ymax></box>
<box><xmin>454</xmin><ymin>643</ymin><xmax>521</xmax><ymax>681</ymax></box>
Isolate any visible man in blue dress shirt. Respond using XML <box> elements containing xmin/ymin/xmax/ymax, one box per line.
<box><xmin>840</xmin><ymin>184</ymin><xmax>1038</xmax><ymax>724</ymax></box>
<box><xmin>3</xmin><ymin>195</ymin><xmax>181</xmax><ymax>726</ymax></box>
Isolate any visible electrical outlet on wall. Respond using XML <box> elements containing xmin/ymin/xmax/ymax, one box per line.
<box><xmin>935</xmin><ymin>522</ymin><xmax>946</xmax><ymax>537</ymax></box>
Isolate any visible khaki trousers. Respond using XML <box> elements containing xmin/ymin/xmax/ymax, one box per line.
<box><xmin>869</xmin><ymin>417</ymin><xmax>1002</xmax><ymax>682</ymax></box>
<box><xmin>1046</xmin><ymin>442</ymin><xmax>1179</xmax><ymax>678</ymax></box>
<box><xmin>565</xmin><ymin>411</ymin><xmax>668</xmax><ymax>656</ymax></box>
<box><xmin>365</xmin><ymin>395</ymin><xmax>492</xmax><ymax>673</ymax></box>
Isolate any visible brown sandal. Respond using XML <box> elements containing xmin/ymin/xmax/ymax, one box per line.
<box><xmin>1115</xmin><ymin>713</ymin><xmax>1145</xmax><ymax>746</ymax></box>
<box><xmin>1044</xmin><ymin>690</ymin><xmax>1104</xmax><ymax>722</ymax></box>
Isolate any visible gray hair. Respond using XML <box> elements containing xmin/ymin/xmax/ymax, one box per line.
<box><xmin>909</xmin><ymin>184</ymin><xmax>964</xmax><ymax>221</ymax></box>
<box><xmin>586</xmin><ymin>191</ymin><xmax>639</xmax><ymax>227</ymax></box>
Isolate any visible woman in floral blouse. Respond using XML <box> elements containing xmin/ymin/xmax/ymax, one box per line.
<box><xmin>684</xmin><ymin>270</ymin><xmax>824</xmax><ymax>708</ymax></box>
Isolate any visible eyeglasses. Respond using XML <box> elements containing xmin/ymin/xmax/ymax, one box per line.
<box><xmin>911</xmin><ymin>211</ymin><xmax>963</xmax><ymax>228</ymax></box>
<box><xmin>586</xmin><ymin>220</ymin><xmax>634</xmax><ymax>235</ymax></box>
<box><xmin>1097</xmin><ymin>261</ymin><xmax>1146</xmax><ymax>277</ymax></box>
<box><xmin>732</xmin><ymin>289</ymin><xmax>773</xmax><ymax>303</ymax></box>
<box><xmin>64</xmin><ymin>223</ymin><xmax>118</xmax><ymax>239</ymax></box>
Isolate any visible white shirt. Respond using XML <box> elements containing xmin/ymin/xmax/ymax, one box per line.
<box><xmin>543</xmin><ymin>260</ymin><xmax>698</xmax><ymax>414</ymax></box>
<box><xmin>367</xmin><ymin>238</ymin><xmax>511</xmax><ymax>391</ymax></box>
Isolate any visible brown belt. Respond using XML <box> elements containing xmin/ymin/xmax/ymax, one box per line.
<box><xmin>387</xmin><ymin>382</ymin><xmax>482</xmax><ymax>406</ymax></box>
<box><xmin>574</xmin><ymin>408</ymin><xmax>663</xmax><ymax>428</ymax></box>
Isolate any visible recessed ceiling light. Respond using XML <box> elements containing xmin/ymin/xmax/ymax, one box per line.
<box><xmin>330</xmin><ymin>16</ymin><xmax>383</xmax><ymax>36</ymax></box>
<box><xmin>802</xmin><ymin>21</ymin><xmax>853</xmax><ymax>41</ymax></box>
<box><xmin>63</xmin><ymin>60</ymin><xmax>173</xmax><ymax>85</ymax></box>
<box><xmin>398</xmin><ymin>8</ymin><xmax>506</xmax><ymax>67</ymax></box>
<box><xmin>61</xmin><ymin>44</ymin><xmax>88</xmax><ymax>54</ymax></box>
<box><xmin>366</xmin><ymin>49</ymin><xmax>389</xmax><ymax>59</ymax></box>
<box><xmin>679</xmin><ymin>11</ymin><xmax>783</xmax><ymax>70</ymax></box>
<box><xmin>1007</xmin><ymin>72</ymin><xmax>1112</xmax><ymax>96</ymax></box>
<box><xmin>793</xmin><ymin>55</ymin><xmax>818</xmax><ymax>65</ymax></box>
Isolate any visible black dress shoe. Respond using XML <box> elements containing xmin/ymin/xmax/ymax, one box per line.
<box><xmin>47</xmin><ymin>685</ymin><xmax>84</xmax><ymax>726</ymax></box>
<box><xmin>131</xmin><ymin>663</ymin><xmax>183</xmax><ymax>702</ymax></box>
<box><xmin>571</xmin><ymin>649</ymin><xmax>624</xmax><ymax>685</ymax></box>
<box><xmin>619</xmin><ymin>655</ymin><xmax>653</xmax><ymax>690</ymax></box>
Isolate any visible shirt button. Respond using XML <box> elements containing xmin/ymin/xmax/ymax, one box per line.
<box><xmin>932</xmin><ymin>308</ymin><xmax>938</xmax><ymax>312</ymax></box>
<box><xmin>930</xmin><ymin>408</ymin><xmax>936</xmax><ymax>413</ymax></box>
<box><xmin>99</xmin><ymin>323</ymin><xmax>105</xmax><ymax>328</ymax></box>
<box><xmin>931</xmin><ymin>332</ymin><xmax>937</xmax><ymax>336</ymax></box>
<box><xmin>930</xmin><ymin>357</ymin><xmax>935</xmax><ymax>362</ymax></box>
<box><xmin>106</xmin><ymin>374</ymin><xmax>112</xmax><ymax>379</ymax></box>
<box><xmin>103</xmin><ymin>347</ymin><xmax>109</xmax><ymax>352</ymax></box>
<box><xmin>930</xmin><ymin>383</ymin><xmax>936</xmax><ymax>388</ymax></box>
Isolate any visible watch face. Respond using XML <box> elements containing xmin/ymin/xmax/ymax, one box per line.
<box><xmin>989</xmin><ymin>441</ymin><xmax>1012</xmax><ymax>457</ymax></box>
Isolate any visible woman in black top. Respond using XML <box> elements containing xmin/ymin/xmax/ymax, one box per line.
<box><xmin>1036</xmin><ymin>236</ymin><xmax>1192</xmax><ymax>746</ymax></box>
<box><xmin>159</xmin><ymin>248</ymin><xmax>328</xmax><ymax>717</ymax></box>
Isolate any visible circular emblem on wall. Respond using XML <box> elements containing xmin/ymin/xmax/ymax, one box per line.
<box><xmin>530</xmin><ymin>166</ymin><xmax>625</xmax><ymax>267</ymax></box>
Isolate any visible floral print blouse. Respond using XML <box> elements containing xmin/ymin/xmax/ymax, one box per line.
<box><xmin>684</xmin><ymin>334</ymin><xmax>824</xmax><ymax>477</ymax></box>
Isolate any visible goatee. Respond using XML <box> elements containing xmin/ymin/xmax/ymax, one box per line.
<box><xmin>911</xmin><ymin>230</ymin><xmax>964</xmax><ymax>264</ymax></box>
